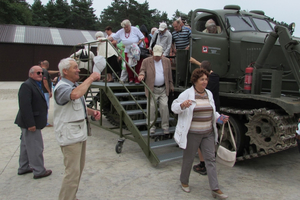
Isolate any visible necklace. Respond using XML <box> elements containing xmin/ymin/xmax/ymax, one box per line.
<box><xmin>125</xmin><ymin>31</ymin><xmax>130</xmax><ymax>39</ymax></box>
<box><xmin>194</xmin><ymin>85</ymin><xmax>205</xmax><ymax>94</ymax></box>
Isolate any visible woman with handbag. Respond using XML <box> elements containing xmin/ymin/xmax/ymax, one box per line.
<box><xmin>171</xmin><ymin>68</ymin><xmax>229</xmax><ymax>199</ymax></box>
<box><xmin>108</xmin><ymin>19</ymin><xmax>145</xmax><ymax>84</ymax></box>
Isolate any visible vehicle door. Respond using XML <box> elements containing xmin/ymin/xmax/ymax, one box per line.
<box><xmin>190</xmin><ymin>9</ymin><xmax>229</xmax><ymax>77</ymax></box>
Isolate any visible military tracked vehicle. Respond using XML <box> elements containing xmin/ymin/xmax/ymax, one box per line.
<box><xmin>84</xmin><ymin>5</ymin><xmax>300</xmax><ymax>165</ymax></box>
<box><xmin>182</xmin><ymin>5</ymin><xmax>300</xmax><ymax>160</ymax></box>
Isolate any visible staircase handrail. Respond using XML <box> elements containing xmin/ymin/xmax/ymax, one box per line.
<box><xmin>76</xmin><ymin>39</ymin><xmax>159</xmax><ymax>139</ymax></box>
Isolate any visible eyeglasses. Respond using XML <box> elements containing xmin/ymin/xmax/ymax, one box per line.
<box><xmin>35</xmin><ymin>71</ymin><xmax>44</xmax><ymax>75</ymax></box>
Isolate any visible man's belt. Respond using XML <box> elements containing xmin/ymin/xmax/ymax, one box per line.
<box><xmin>154</xmin><ymin>84</ymin><xmax>165</xmax><ymax>88</ymax></box>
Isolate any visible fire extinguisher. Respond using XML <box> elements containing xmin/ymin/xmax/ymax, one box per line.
<box><xmin>244</xmin><ymin>65</ymin><xmax>254</xmax><ymax>94</ymax></box>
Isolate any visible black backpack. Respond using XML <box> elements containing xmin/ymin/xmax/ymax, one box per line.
<box><xmin>79</xmin><ymin>49</ymin><xmax>89</xmax><ymax>62</ymax></box>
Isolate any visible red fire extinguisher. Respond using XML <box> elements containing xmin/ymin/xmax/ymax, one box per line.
<box><xmin>244</xmin><ymin>66</ymin><xmax>253</xmax><ymax>94</ymax></box>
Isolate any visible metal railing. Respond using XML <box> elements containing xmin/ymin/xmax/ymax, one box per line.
<box><xmin>73</xmin><ymin>39</ymin><xmax>159</xmax><ymax>155</ymax></box>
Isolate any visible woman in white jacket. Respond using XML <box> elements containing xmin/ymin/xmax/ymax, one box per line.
<box><xmin>171</xmin><ymin>68</ymin><xmax>229</xmax><ymax>199</ymax></box>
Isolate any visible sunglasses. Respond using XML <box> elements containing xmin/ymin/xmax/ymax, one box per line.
<box><xmin>35</xmin><ymin>71</ymin><xmax>44</xmax><ymax>75</ymax></box>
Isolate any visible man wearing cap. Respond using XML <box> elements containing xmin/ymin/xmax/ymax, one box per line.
<box><xmin>138</xmin><ymin>45</ymin><xmax>174</xmax><ymax>134</ymax></box>
<box><xmin>203</xmin><ymin>19</ymin><xmax>221</xmax><ymax>34</ymax></box>
<box><xmin>149</xmin><ymin>22</ymin><xmax>172</xmax><ymax>57</ymax></box>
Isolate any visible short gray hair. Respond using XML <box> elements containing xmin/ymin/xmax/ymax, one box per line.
<box><xmin>151</xmin><ymin>27</ymin><xmax>157</xmax><ymax>35</ymax></box>
<box><xmin>29</xmin><ymin>67</ymin><xmax>35</xmax><ymax>75</ymax></box>
<box><xmin>175</xmin><ymin>18</ymin><xmax>182</xmax><ymax>24</ymax></box>
<box><xmin>121</xmin><ymin>19</ymin><xmax>131</xmax><ymax>28</ymax></box>
<box><xmin>58</xmin><ymin>58</ymin><xmax>76</xmax><ymax>77</ymax></box>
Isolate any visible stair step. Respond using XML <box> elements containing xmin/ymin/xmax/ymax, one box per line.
<box><xmin>132</xmin><ymin>117</ymin><xmax>175</xmax><ymax>126</ymax></box>
<box><xmin>140</xmin><ymin>126</ymin><xmax>176</xmax><ymax>136</ymax></box>
<box><xmin>115</xmin><ymin>92</ymin><xmax>145</xmax><ymax>97</ymax></box>
<box><xmin>150</xmin><ymin>138</ymin><xmax>177</xmax><ymax>149</ymax></box>
<box><xmin>120</xmin><ymin>100</ymin><xmax>147</xmax><ymax>106</ymax></box>
<box><xmin>132</xmin><ymin>119</ymin><xmax>149</xmax><ymax>126</ymax></box>
<box><xmin>126</xmin><ymin>109</ymin><xmax>147</xmax><ymax>115</ymax></box>
<box><xmin>157</xmin><ymin>150</ymin><xmax>183</xmax><ymax>163</ymax></box>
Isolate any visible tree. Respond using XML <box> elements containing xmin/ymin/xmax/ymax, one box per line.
<box><xmin>45</xmin><ymin>0</ymin><xmax>71</xmax><ymax>28</ymax></box>
<box><xmin>99</xmin><ymin>0</ymin><xmax>171</xmax><ymax>33</ymax></box>
<box><xmin>0</xmin><ymin>0</ymin><xmax>32</xmax><ymax>25</ymax></box>
<box><xmin>70</xmin><ymin>0</ymin><xmax>99</xmax><ymax>30</ymax></box>
<box><xmin>31</xmin><ymin>0</ymin><xmax>49</xmax><ymax>26</ymax></box>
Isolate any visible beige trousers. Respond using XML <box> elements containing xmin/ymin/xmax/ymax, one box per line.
<box><xmin>147</xmin><ymin>86</ymin><xmax>169</xmax><ymax>130</ymax></box>
<box><xmin>59</xmin><ymin>141</ymin><xmax>86</xmax><ymax>200</ymax></box>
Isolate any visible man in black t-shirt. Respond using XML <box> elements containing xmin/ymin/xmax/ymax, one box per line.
<box><xmin>40</xmin><ymin>60</ymin><xmax>59</xmax><ymax>127</ymax></box>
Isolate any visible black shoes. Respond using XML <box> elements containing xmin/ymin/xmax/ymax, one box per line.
<box><xmin>18</xmin><ymin>169</ymin><xmax>33</xmax><ymax>175</ymax></box>
<box><xmin>193</xmin><ymin>163</ymin><xmax>207</xmax><ymax>175</ymax></box>
<box><xmin>33</xmin><ymin>169</ymin><xmax>52</xmax><ymax>179</ymax></box>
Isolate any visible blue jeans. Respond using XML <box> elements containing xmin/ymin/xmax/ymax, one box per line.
<box><xmin>44</xmin><ymin>93</ymin><xmax>50</xmax><ymax>124</ymax></box>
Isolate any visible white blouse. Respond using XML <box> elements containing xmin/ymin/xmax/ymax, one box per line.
<box><xmin>113</xmin><ymin>26</ymin><xmax>144</xmax><ymax>53</ymax></box>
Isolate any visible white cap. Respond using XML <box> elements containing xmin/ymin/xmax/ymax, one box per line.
<box><xmin>153</xmin><ymin>45</ymin><xmax>163</xmax><ymax>56</ymax></box>
<box><xmin>158</xmin><ymin>22</ymin><xmax>167</xmax><ymax>31</ymax></box>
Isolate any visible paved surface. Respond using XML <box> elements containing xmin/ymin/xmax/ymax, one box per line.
<box><xmin>0</xmin><ymin>81</ymin><xmax>300</xmax><ymax>200</ymax></box>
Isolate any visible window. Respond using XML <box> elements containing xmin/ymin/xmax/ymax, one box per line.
<box><xmin>253</xmin><ymin>18</ymin><xmax>273</xmax><ymax>32</ymax></box>
<box><xmin>194</xmin><ymin>11</ymin><xmax>221</xmax><ymax>33</ymax></box>
<box><xmin>226</xmin><ymin>15</ymin><xmax>255</xmax><ymax>32</ymax></box>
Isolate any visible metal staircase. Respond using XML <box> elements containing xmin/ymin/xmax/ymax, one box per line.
<box><xmin>86</xmin><ymin>82</ymin><xmax>183</xmax><ymax>166</ymax></box>
<box><xmin>75</xmin><ymin>39</ymin><xmax>183</xmax><ymax>166</ymax></box>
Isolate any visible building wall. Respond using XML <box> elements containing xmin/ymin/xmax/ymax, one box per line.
<box><xmin>0</xmin><ymin>43</ymin><xmax>96</xmax><ymax>81</ymax></box>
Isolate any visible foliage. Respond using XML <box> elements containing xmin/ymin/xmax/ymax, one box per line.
<box><xmin>70</xmin><ymin>0</ymin><xmax>99</xmax><ymax>30</ymax></box>
<box><xmin>31</xmin><ymin>0</ymin><xmax>49</xmax><ymax>26</ymax></box>
<box><xmin>0</xmin><ymin>0</ymin><xmax>191</xmax><ymax>32</ymax></box>
<box><xmin>99</xmin><ymin>0</ymin><xmax>172</xmax><ymax>33</ymax></box>
<box><xmin>0</xmin><ymin>0</ymin><xmax>32</xmax><ymax>25</ymax></box>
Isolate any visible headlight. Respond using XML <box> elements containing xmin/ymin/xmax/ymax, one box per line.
<box><xmin>288</xmin><ymin>22</ymin><xmax>295</xmax><ymax>35</ymax></box>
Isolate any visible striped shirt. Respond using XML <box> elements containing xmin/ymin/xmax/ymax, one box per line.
<box><xmin>172</xmin><ymin>28</ymin><xmax>191</xmax><ymax>49</ymax></box>
<box><xmin>189</xmin><ymin>93</ymin><xmax>213</xmax><ymax>134</ymax></box>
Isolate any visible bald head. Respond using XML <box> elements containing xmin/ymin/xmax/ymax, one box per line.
<box><xmin>205</xmin><ymin>19</ymin><xmax>218</xmax><ymax>33</ymax></box>
<box><xmin>29</xmin><ymin>66</ymin><xmax>43</xmax><ymax>81</ymax></box>
<box><xmin>41</xmin><ymin>60</ymin><xmax>49</xmax><ymax>69</ymax></box>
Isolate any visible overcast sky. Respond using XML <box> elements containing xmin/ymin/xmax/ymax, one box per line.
<box><xmin>27</xmin><ymin>0</ymin><xmax>300</xmax><ymax>36</ymax></box>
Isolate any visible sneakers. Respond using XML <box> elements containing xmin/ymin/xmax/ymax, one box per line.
<box><xmin>129</xmin><ymin>81</ymin><xmax>134</xmax><ymax>85</ymax></box>
<box><xmin>181</xmin><ymin>183</ymin><xmax>190</xmax><ymax>193</ymax></box>
<box><xmin>193</xmin><ymin>162</ymin><xmax>207</xmax><ymax>175</ymax></box>
<box><xmin>46</xmin><ymin>124</ymin><xmax>53</xmax><ymax>127</ymax></box>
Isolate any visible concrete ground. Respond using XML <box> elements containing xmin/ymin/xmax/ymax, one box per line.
<box><xmin>0</xmin><ymin>81</ymin><xmax>300</xmax><ymax>200</ymax></box>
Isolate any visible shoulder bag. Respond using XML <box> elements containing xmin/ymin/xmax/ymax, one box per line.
<box><xmin>139</xmin><ymin>40</ymin><xmax>150</xmax><ymax>58</ymax></box>
<box><xmin>150</xmin><ymin>32</ymin><xmax>158</xmax><ymax>49</ymax></box>
<box><xmin>216</xmin><ymin>121</ymin><xmax>237</xmax><ymax>167</ymax></box>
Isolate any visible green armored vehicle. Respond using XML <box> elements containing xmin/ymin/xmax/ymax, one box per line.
<box><xmin>183</xmin><ymin>5</ymin><xmax>300</xmax><ymax>160</ymax></box>
<box><xmin>86</xmin><ymin>5</ymin><xmax>300</xmax><ymax>164</ymax></box>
